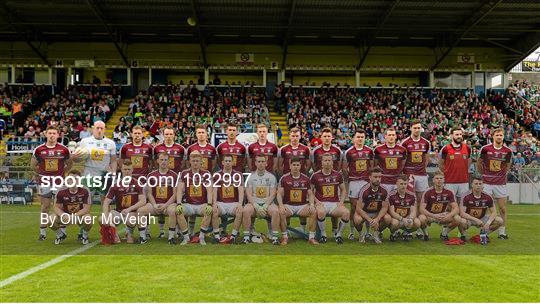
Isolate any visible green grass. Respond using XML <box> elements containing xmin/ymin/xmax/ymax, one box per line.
<box><xmin>1</xmin><ymin>204</ymin><xmax>539</xmax><ymax>302</ymax></box>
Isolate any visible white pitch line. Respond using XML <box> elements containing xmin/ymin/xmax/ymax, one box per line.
<box><xmin>0</xmin><ymin>240</ymin><xmax>98</xmax><ymax>288</ymax></box>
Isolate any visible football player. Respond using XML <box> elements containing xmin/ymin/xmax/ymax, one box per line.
<box><xmin>353</xmin><ymin>168</ymin><xmax>391</xmax><ymax>244</ymax></box>
<box><xmin>212</xmin><ymin>155</ymin><xmax>244</xmax><ymax>244</ymax></box>
<box><xmin>400</xmin><ymin>120</ymin><xmax>431</xmax><ymax>238</ymax></box>
<box><xmin>311</xmin><ymin>153</ymin><xmax>349</xmax><ymax>244</ymax></box>
<box><xmin>137</xmin><ymin>152</ymin><xmax>179</xmax><ymax>244</ymax></box>
<box><xmin>31</xmin><ymin>125</ymin><xmax>72</xmax><ymax>240</ymax></box>
<box><xmin>243</xmin><ymin>155</ymin><xmax>280</xmax><ymax>244</ymax></box>
<box><xmin>247</xmin><ymin>124</ymin><xmax>279</xmax><ymax>173</ymax></box>
<box><xmin>374</xmin><ymin>127</ymin><xmax>407</xmax><ymax>193</ymax></box>
<box><xmin>176</xmin><ymin>151</ymin><xmax>213</xmax><ymax>245</ymax></box>
<box><xmin>277</xmin><ymin>157</ymin><xmax>319</xmax><ymax>245</ymax></box>
<box><xmin>102</xmin><ymin>160</ymin><xmax>146</xmax><ymax>243</ymax></box>
<box><xmin>50</xmin><ymin>170</ymin><xmax>92</xmax><ymax>245</ymax></box>
<box><xmin>342</xmin><ymin>128</ymin><xmax>374</xmax><ymax>239</ymax></box>
<box><xmin>418</xmin><ymin>171</ymin><xmax>461</xmax><ymax>241</ymax></box>
<box><xmin>387</xmin><ymin>174</ymin><xmax>421</xmax><ymax>241</ymax></box>
<box><xmin>477</xmin><ymin>128</ymin><xmax>512</xmax><ymax>239</ymax></box>
<box><xmin>216</xmin><ymin>122</ymin><xmax>247</xmax><ymax>173</ymax></box>
<box><xmin>457</xmin><ymin>176</ymin><xmax>503</xmax><ymax>245</ymax></box>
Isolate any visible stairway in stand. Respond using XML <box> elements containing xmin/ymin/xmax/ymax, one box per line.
<box><xmin>268</xmin><ymin>98</ymin><xmax>288</xmax><ymax>146</ymax></box>
<box><xmin>105</xmin><ymin>99</ymin><xmax>131</xmax><ymax>138</ymax></box>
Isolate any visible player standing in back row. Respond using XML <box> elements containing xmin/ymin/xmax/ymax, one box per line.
<box><xmin>248</xmin><ymin>124</ymin><xmax>279</xmax><ymax>173</ymax></box>
<box><xmin>216</xmin><ymin>122</ymin><xmax>247</xmax><ymax>173</ymax></box>
<box><xmin>439</xmin><ymin>127</ymin><xmax>472</xmax><ymax>206</ymax></box>
<box><xmin>342</xmin><ymin>129</ymin><xmax>374</xmax><ymax>239</ymax></box>
<box><xmin>187</xmin><ymin>125</ymin><xmax>217</xmax><ymax>172</ymax></box>
<box><xmin>374</xmin><ymin>128</ymin><xmax>407</xmax><ymax>193</ymax></box>
<box><xmin>31</xmin><ymin>126</ymin><xmax>72</xmax><ymax>240</ymax></box>
<box><xmin>477</xmin><ymin>128</ymin><xmax>512</xmax><ymax>239</ymax></box>
<box><xmin>119</xmin><ymin>125</ymin><xmax>153</xmax><ymax>180</ymax></box>
<box><xmin>311</xmin><ymin>127</ymin><xmax>342</xmax><ymax>172</ymax></box>
<box><xmin>278</xmin><ymin>127</ymin><xmax>311</xmax><ymax>176</ymax></box>
<box><xmin>153</xmin><ymin>126</ymin><xmax>186</xmax><ymax>174</ymax></box>
<box><xmin>400</xmin><ymin>120</ymin><xmax>431</xmax><ymax>238</ymax></box>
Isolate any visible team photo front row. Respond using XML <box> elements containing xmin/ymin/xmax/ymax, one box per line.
<box><xmin>42</xmin><ymin>153</ymin><xmax>503</xmax><ymax>247</ymax></box>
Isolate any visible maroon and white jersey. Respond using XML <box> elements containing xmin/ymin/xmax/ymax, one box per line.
<box><xmin>56</xmin><ymin>187</ymin><xmax>91</xmax><ymax>214</ymax></box>
<box><xmin>461</xmin><ymin>191</ymin><xmax>494</xmax><ymax>219</ymax></box>
<box><xmin>279</xmin><ymin>143</ymin><xmax>311</xmax><ymax>175</ymax></box>
<box><xmin>153</xmin><ymin>143</ymin><xmax>185</xmax><ymax>173</ymax></box>
<box><xmin>374</xmin><ymin>144</ymin><xmax>407</xmax><ymax>185</ymax></box>
<box><xmin>310</xmin><ymin>170</ymin><xmax>343</xmax><ymax>202</ymax></box>
<box><xmin>388</xmin><ymin>191</ymin><xmax>416</xmax><ymax>218</ymax></box>
<box><xmin>280</xmin><ymin>173</ymin><xmax>311</xmax><ymax>205</ymax></box>
<box><xmin>311</xmin><ymin>144</ymin><xmax>342</xmax><ymax>172</ymax></box>
<box><xmin>248</xmin><ymin>141</ymin><xmax>279</xmax><ymax>172</ymax></box>
<box><xmin>423</xmin><ymin>187</ymin><xmax>456</xmax><ymax>214</ymax></box>
<box><xmin>214</xmin><ymin>169</ymin><xmax>241</xmax><ymax>203</ymax></box>
<box><xmin>344</xmin><ymin>145</ymin><xmax>374</xmax><ymax>181</ymax></box>
<box><xmin>216</xmin><ymin>141</ymin><xmax>247</xmax><ymax>173</ymax></box>
<box><xmin>359</xmin><ymin>185</ymin><xmax>388</xmax><ymax>214</ymax></box>
<box><xmin>479</xmin><ymin>144</ymin><xmax>513</xmax><ymax>185</ymax></box>
<box><xmin>186</xmin><ymin>143</ymin><xmax>217</xmax><ymax>172</ymax></box>
<box><xmin>33</xmin><ymin>143</ymin><xmax>70</xmax><ymax>178</ymax></box>
<box><xmin>105</xmin><ymin>179</ymin><xmax>143</xmax><ymax>212</ymax></box>
<box><xmin>401</xmin><ymin>136</ymin><xmax>431</xmax><ymax>176</ymax></box>
<box><xmin>181</xmin><ymin>169</ymin><xmax>210</xmax><ymax>205</ymax></box>
<box><xmin>147</xmin><ymin>169</ymin><xmax>178</xmax><ymax>204</ymax></box>
<box><xmin>120</xmin><ymin>143</ymin><xmax>153</xmax><ymax>177</ymax></box>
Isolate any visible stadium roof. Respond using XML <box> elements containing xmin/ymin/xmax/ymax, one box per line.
<box><xmin>0</xmin><ymin>0</ymin><xmax>538</xmax><ymax>70</ymax></box>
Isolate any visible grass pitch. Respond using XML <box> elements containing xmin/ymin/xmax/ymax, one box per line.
<box><xmin>0</xmin><ymin>204</ymin><xmax>539</xmax><ymax>302</ymax></box>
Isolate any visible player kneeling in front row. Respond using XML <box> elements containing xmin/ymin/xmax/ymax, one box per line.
<box><xmin>213</xmin><ymin>155</ymin><xmax>244</xmax><ymax>244</ymax></box>
<box><xmin>354</xmin><ymin>167</ymin><xmax>391</xmax><ymax>244</ymax></box>
<box><xmin>418</xmin><ymin>171</ymin><xmax>461</xmax><ymax>241</ymax></box>
<box><xmin>457</xmin><ymin>176</ymin><xmax>503</xmax><ymax>245</ymax></box>
<box><xmin>176</xmin><ymin>151</ymin><xmax>213</xmax><ymax>245</ymax></box>
<box><xmin>244</xmin><ymin>155</ymin><xmax>280</xmax><ymax>244</ymax></box>
<box><xmin>311</xmin><ymin>154</ymin><xmax>350</xmax><ymax>244</ymax></box>
<box><xmin>50</xmin><ymin>170</ymin><xmax>92</xmax><ymax>245</ymax></box>
<box><xmin>277</xmin><ymin>157</ymin><xmax>319</xmax><ymax>245</ymax></box>
<box><xmin>137</xmin><ymin>152</ymin><xmax>179</xmax><ymax>244</ymax></box>
<box><xmin>387</xmin><ymin>175</ymin><xmax>422</xmax><ymax>241</ymax></box>
<box><xmin>102</xmin><ymin>160</ymin><xmax>147</xmax><ymax>244</ymax></box>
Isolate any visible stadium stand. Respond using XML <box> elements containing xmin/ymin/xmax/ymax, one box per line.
<box><xmin>3</xmin><ymin>85</ymin><xmax>122</xmax><ymax>144</ymax></box>
<box><xmin>111</xmin><ymin>84</ymin><xmax>269</xmax><ymax>146</ymax></box>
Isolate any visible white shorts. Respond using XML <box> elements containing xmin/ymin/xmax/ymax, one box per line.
<box><xmin>183</xmin><ymin>203</ymin><xmax>206</xmax><ymax>216</ymax></box>
<box><xmin>446</xmin><ymin>183</ymin><xmax>469</xmax><ymax>198</ymax></box>
<box><xmin>349</xmin><ymin>180</ymin><xmax>369</xmax><ymax>199</ymax></box>
<box><xmin>37</xmin><ymin>184</ymin><xmax>59</xmax><ymax>198</ymax></box>
<box><xmin>483</xmin><ymin>184</ymin><xmax>507</xmax><ymax>199</ymax></box>
<box><xmin>217</xmin><ymin>202</ymin><xmax>240</xmax><ymax>216</ymax></box>
<box><xmin>285</xmin><ymin>204</ymin><xmax>307</xmax><ymax>216</ymax></box>
<box><xmin>412</xmin><ymin>175</ymin><xmax>430</xmax><ymax>193</ymax></box>
<box><xmin>321</xmin><ymin>202</ymin><xmax>338</xmax><ymax>214</ymax></box>
<box><xmin>382</xmin><ymin>184</ymin><xmax>397</xmax><ymax>194</ymax></box>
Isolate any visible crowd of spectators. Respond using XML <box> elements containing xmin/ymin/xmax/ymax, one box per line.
<box><xmin>1</xmin><ymin>84</ymin><xmax>122</xmax><ymax>144</ymax></box>
<box><xmin>112</xmin><ymin>84</ymin><xmax>269</xmax><ymax>146</ymax></box>
<box><xmin>0</xmin><ymin>84</ymin><xmax>51</xmax><ymax>141</ymax></box>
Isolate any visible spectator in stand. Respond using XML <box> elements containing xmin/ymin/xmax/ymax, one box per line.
<box><xmin>514</xmin><ymin>153</ymin><xmax>526</xmax><ymax>168</ymax></box>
